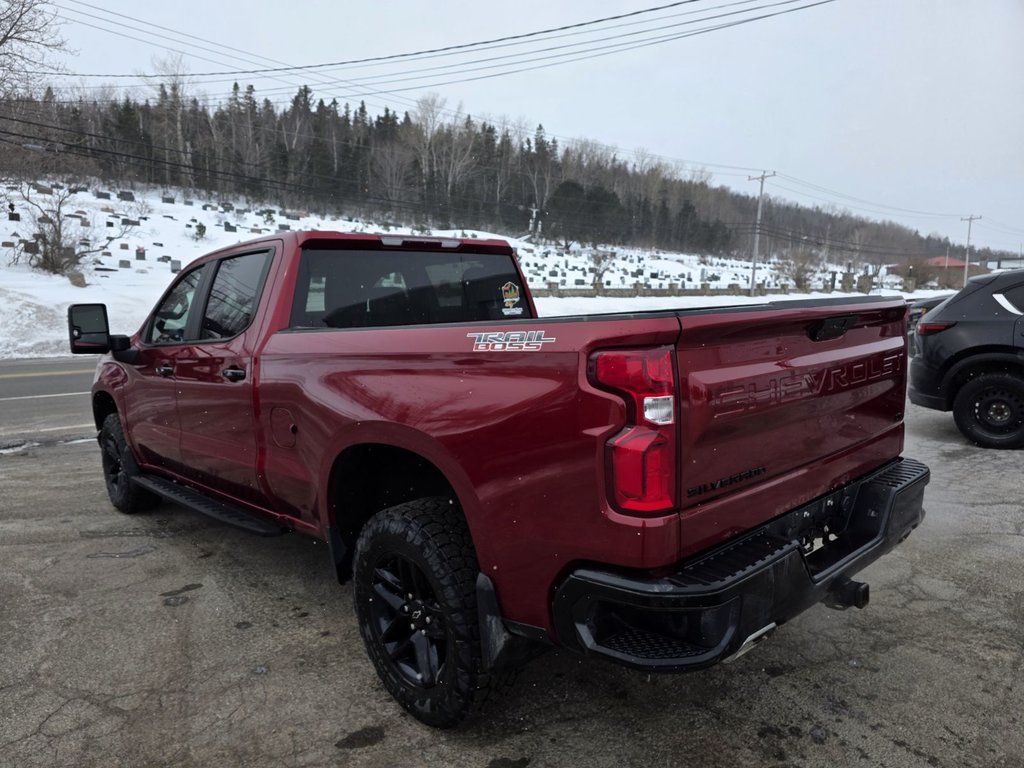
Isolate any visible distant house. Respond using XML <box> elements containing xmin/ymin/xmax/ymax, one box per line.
<box><xmin>923</xmin><ymin>256</ymin><xmax>970</xmax><ymax>269</ymax></box>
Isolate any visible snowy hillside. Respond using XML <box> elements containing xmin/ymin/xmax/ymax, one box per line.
<box><xmin>0</xmin><ymin>183</ymin><xmax>930</xmax><ymax>359</ymax></box>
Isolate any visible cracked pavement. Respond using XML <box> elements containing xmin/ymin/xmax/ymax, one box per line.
<box><xmin>1</xmin><ymin>403</ymin><xmax>1022</xmax><ymax>767</ymax></box>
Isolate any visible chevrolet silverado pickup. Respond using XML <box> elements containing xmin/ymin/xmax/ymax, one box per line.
<box><xmin>68</xmin><ymin>231</ymin><xmax>928</xmax><ymax>727</ymax></box>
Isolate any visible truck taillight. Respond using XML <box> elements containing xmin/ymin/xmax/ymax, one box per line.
<box><xmin>590</xmin><ymin>347</ymin><xmax>677</xmax><ymax>515</ymax></box>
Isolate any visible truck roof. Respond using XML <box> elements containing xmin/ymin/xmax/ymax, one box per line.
<box><xmin>192</xmin><ymin>230</ymin><xmax>517</xmax><ymax>264</ymax></box>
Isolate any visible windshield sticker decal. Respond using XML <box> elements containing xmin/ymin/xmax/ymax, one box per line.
<box><xmin>467</xmin><ymin>330</ymin><xmax>556</xmax><ymax>351</ymax></box>
<box><xmin>501</xmin><ymin>281</ymin><xmax>523</xmax><ymax>316</ymax></box>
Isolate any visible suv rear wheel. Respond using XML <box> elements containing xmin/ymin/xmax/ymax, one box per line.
<box><xmin>952</xmin><ymin>373</ymin><xmax>1024</xmax><ymax>449</ymax></box>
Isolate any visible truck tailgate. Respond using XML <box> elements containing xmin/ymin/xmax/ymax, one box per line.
<box><xmin>676</xmin><ymin>299</ymin><xmax>908</xmax><ymax>556</ymax></box>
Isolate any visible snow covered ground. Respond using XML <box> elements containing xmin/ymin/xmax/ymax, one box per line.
<box><xmin>0</xmin><ymin>184</ymin><xmax>945</xmax><ymax>360</ymax></box>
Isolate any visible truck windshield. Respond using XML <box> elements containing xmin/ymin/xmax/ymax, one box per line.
<box><xmin>290</xmin><ymin>248</ymin><xmax>533</xmax><ymax>329</ymax></box>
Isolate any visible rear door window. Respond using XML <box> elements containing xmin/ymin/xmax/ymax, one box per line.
<box><xmin>290</xmin><ymin>248</ymin><xmax>531</xmax><ymax>329</ymax></box>
<box><xmin>201</xmin><ymin>251</ymin><xmax>272</xmax><ymax>339</ymax></box>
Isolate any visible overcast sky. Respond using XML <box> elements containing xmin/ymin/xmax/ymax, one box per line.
<box><xmin>48</xmin><ymin>0</ymin><xmax>1024</xmax><ymax>252</ymax></box>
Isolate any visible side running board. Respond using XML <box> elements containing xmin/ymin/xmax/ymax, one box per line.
<box><xmin>133</xmin><ymin>475</ymin><xmax>288</xmax><ymax>537</ymax></box>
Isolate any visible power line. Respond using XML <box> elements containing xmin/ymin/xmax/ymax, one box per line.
<box><xmin>39</xmin><ymin>0</ymin><xmax>823</xmax><ymax>181</ymax></box>
<box><xmin>28</xmin><ymin>1</ymin><xmax>805</xmax><ymax>178</ymax></box>
<box><xmin>979</xmin><ymin>217</ymin><xmax>1024</xmax><ymax>236</ymax></box>
<box><xmin>48</xmin><ymin>0</ymin><xmax>834</xmax><ymax>103</ymax></box>
<box><xmin>53</xmin><ymin>0</ymin><xmax>802</xmax><ymax>92</ymax></box>
<box><xmin>50</xmin><ymin>0</ymin><xmax>718</xmax><ymax>79</ymax></box>
<box><xmin>774</xmin><ymin>173</ymin><xmax>963</xmax><ymax>218</ymax></box>
<box><xmin>214</xmin><ymin>0</ymin><xmax>820</xmax><ymax>100</ymax></box>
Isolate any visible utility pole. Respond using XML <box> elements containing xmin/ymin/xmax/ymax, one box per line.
<box><xmin>748</xmin><ymin>171</ymin><xmax>775</xmax><ymax>296</ymax></box>
<box><xmin>961</xmin><ymin>215</ymin><xmax>981</xmax><ymax>287</ymax></box>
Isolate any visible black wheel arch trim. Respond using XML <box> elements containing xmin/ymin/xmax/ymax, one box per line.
<box><xmin>939</xmin><ymin>349</ymin><xmax>1024</xmax><ymax>407</ymax></box>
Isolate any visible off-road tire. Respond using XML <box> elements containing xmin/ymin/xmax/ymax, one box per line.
<box><xmin>353</xmin><ymin>496</ymin><xmax>499</xmax><ymax>728</ymax></box>
<box><xmin>99</xmin><ymin>413</ymin><xmax>160</xmax><ymax>513</ymax></box>
<box><xmin>952</xmin><ymin>373</ymin><xmax>1024</xmax><ymax>449</ymax></box>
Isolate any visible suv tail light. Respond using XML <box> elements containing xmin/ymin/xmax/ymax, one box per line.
<box><xmin>917</xmin><ymin>322</ymin><xmax>956</xmax><ymax>336</ymax></box>
<box><xmin>589</xmin><ymin>347</ymin><xmax>677</xmax><ymax>515</ymax></box>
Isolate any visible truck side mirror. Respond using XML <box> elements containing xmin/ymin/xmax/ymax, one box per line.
<box><xmin>68</xmin><ymin>303</ymin><xmax>112</xmax><ymax>354</ymax></box>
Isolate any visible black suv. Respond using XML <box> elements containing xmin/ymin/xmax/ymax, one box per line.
<box><xmin>909</xmin><ymin>269</ymin><xmax>1024</xmax><ymax>448</ymax></box>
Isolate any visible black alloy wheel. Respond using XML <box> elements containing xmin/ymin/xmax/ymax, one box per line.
<box><xmin>367</xmin><ymin>553</ymin><xmax>449</xmax><ymax>687</ymax></box>
<box><xmin>353</xmin><ymin>496</ymin><xmax>498</xmax><ymax>728</ymax></box>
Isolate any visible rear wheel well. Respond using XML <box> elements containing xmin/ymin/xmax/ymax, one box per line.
<box><xmin>945</xmin><ymin>356</ymin><xmax>1024</xmax><ymax>408</ymax></box>
<box><xmin>327</xmin><ymin>444</ymin><xmax>461</xmax><ymax>581</ymax></box>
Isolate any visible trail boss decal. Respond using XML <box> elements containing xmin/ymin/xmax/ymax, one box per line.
<box><xmin>467</xmin><ymin>330</ymin><xmax>556</xmax><ymax>351</ymax></box>
<box><xmin>501</xmin><ymin>281</ymin><xmax>524</xmax><ymax>316</ymax></box>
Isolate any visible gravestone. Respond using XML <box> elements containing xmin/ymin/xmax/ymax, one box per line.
<box><xmin>161</xmin><ymin>196</ymin><xmax>175</xmax><ymax>204</ymax></box>
<box><xmin>119</xmin><ymin>259</ymin><xmax>131</xmax><ymax>268</ymax></box>
<box><xmin>119</xmin><ymin>242</ymin><xmax>129</xmax><ymax>250</ymax></box>
<box><xmin>117</xmin><ymin>191</ymin><xmax>135</xmax><ymax>202</ymax></box>
<box><xmin>170</xmin><ymin>260</ymin><xmax>182</xmax><ymax>273</ymax></box>
<box><xmin>135</xmin><ymin>247</ymin><xmax>146</xmax><ymax>260</ymax></box>
<box><xmin>95</xmin><ymin>191</ymin><xmax>111</xmax><ymax>200</ymax></box>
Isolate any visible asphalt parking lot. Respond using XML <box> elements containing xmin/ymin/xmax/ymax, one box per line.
<box><xmin>2</xmin><ymin>401</ymin><xmax>1023</xmax><ymax>768</ymax></box>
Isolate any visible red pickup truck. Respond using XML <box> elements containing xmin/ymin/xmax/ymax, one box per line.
<box><xmin>68</xmin><ymin>231</ymin><xmax>928</xmax><ymax>727</ymax></box>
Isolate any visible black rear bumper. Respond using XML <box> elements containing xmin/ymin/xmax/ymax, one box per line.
<box><xmin>552</xmin><ymin>457</ymin><xmax>929</xmax><ymax>671</ymax></box>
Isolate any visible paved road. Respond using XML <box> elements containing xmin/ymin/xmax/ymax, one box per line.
<box><xmin>0</xmin><ymin>358</ymin><xmax>97</xmax><ymax>444</ymax></box>
<box><xmin>1</xmin><ymin>399</ymin><xmax>1022</xmax><ymax>767</ymax></box>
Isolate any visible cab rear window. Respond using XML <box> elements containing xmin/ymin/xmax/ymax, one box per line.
<box><xmin>290</xmin><ymin>248</ymin><xmax>532</xmax><ymax>329</ymax></box>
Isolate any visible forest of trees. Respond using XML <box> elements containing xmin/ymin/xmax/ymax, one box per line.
<box><xmin>0</xmin><ymin>82</ymin><xmax>1012</xmax><ymax>281</ymax></box>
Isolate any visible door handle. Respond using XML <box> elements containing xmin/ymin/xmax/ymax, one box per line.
<box><xmin>157</xmin><ymin>364</ymin><xmax>174</xmax><ymax>377</ymax></box>
<box><xmin>222</xmin><ymin>367</ymin><xmax>246</xmax><ymax>382</ymax></box>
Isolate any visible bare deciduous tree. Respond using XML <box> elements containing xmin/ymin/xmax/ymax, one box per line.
<box><xmin>10</xmin><ymin>183</ymin><xmax>137</xmax><ymax>276</ymax></box>
<box><xmin>0</xmin><ymin>0</ymin><xmax>67</xmax><ymax>95</ymax></box>
<box><xmin>777</xmin><ymin>247</ymin><xmax>821</xmax><ymax>291</ymax></box>
<box><xmin>371</xmin><ymin>139</ymin><xmax>414</xmax><ymax>208</ymax></box>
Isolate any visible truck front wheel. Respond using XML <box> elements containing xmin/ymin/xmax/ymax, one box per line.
<box><xmin>99</xmin><ymin>413</ymin><xmax>159</xmax><ymax>513</ymax></box>
<box><xmin>352</xmin><ymin>496</ymin><xmax>491</xmax><ymax>728</ymax></box>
